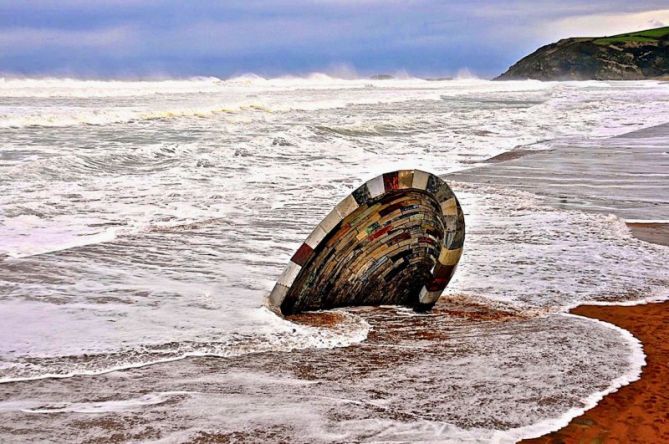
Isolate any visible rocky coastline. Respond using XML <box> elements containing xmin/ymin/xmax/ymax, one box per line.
<box><xmin>497</xmin><ymin>26</ymin><xmax>669</xmax><ymax>80</ymax></box>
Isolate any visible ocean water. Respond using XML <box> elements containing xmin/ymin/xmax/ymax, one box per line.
<box><xmin>1</xmin><ymin>76</ymin><xmax>668</xmax><ymax>442</ymax></box>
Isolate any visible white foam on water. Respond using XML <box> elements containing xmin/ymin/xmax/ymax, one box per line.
<box><xmin>1</xmin><ymin>77</ymin><xmax>668</xmax><ymax>441</ymax></box>
<box><xmin>490</xmin><ymin>313</ymin><xmax>647</xmax><ymax>443</ymax></box>
<box><xmin>3</xmin><ymin>391</ymin><xmax>191</xmax><ymax>414</ymax></box>
<box><xmin>1</xmin><ymin>222</ymin><xmax>119</xmax><ymax>259</ymax></box>
<box><xmin>0</xmin><ymin>305</ymin><xmax>370</xmax><ymax>383</ymax></box>
<box><xmin>624</xmin><ymin>219</ymin><xmax>669</xmax><ymax>224</ymax></box>
<box><xmin>56</xmin><ymin>307</ymin><xmax>643</xmax><ymax>444</ymax></box>
<box><xmin>0</xmin><ymin>74</ymin><xmax>444</xmax><ymax>128</ymax></box>
<box><xmin>0</xmin><ymin>76</ymin><xmax>666</xmax><ymax>130</ymax></box>
<box><xmin>447</xmin><ymin>183</ymin><xmax>669</xmax><ymax>309</ymax></box>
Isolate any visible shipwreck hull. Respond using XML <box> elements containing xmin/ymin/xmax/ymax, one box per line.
<box><xmin>269</xmin><ymin>170</ymin><xmax>465</xmax><ymax>315</ymax></box>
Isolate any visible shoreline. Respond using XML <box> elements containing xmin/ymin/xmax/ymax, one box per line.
<box><xmin>522</xmin><ymin>301</ymin><xmax>669</xmax><ymax>443</ymax></box>
<box><xmin>626</xmin><ymin>222</ymin><xmax>669</xmax><ymax>247</ymax></box>
<box><xmin>522</xmin><ymin>223</ymin><xmax>669</xmax><ymax>443</ymax></box>
<box><xmin>0</xmin><ymin>209</ymin><xmax>666</xmax><ymax>440</ymax></box>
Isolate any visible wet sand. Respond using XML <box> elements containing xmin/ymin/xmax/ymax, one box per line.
<box><xmin>524</xmin><ymin>224</ymin><xmax>669</xmax><ymax>444</ymax></box>
<box><xmin>449</xmin><ymin>123</ymin><xmax>669</xmax><ymax>443</ymax></box>
<box><xmin>626</xmin><ymin>222</ymin><xmax>669</xmax><ymax>247</ymax></box>
<box><xmin>0</xmin><ymin>297</ymin><xmax>631</xmax><ymax>443</ymax></box>
<box><xmin>448</xmin><ymin>123</ymin><xmax>669</xmax><ymax>220</ymax></box>
<box><xmin>523</xmin><ymin>301</ymin><xmax>669</xmax><ymax>444</ymax></box>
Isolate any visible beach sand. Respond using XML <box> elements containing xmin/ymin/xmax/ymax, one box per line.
<box><xmin>626</xmin><ymin>223</ymin><xmax>669</xmax><ymax>247</ymax></box>
<box><xmin>523</xmin><ymin>301</ymin><xmax>669</xmax><ymax>444</ymax></box>
<box><xmin>447</xmin><ymin>124</ymin><xmax>669</xmax><ymax>442</ymax></box>
<box><xmin>524</xmin><ymin>223</ymin><xmax>669</xmax><ymax>444</ymax></box>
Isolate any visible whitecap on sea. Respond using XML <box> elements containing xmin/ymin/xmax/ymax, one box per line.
<box><xmin>0</xmin><ymin>76</ymin><xmax>668</xmax><ymax>442</ymax></box>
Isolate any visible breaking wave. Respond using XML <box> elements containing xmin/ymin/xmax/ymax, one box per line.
<box><xmin>1</xmin><ymin>77</ymin><xmax>669</xmax><ymax>442</ymax></box>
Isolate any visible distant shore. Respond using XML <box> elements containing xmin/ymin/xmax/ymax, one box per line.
<box><xmin>523</xmin><ymin>223</ymin><xmax>669</xmax><ymax>443</ymax></box>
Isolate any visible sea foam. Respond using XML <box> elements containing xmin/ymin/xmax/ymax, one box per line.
<box><xmin>0</xmin><ymin>77</ymin><xmax>668</xmax><ymax>441</ymax></box>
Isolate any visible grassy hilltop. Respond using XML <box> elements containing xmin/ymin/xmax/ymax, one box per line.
<box><xmin>593</xmin><ymin>26</ymin><xmax>669</xmax><ymax>45</ymax></box>
<box><xmin>497</xmin><ymin>26</ymin><xmax>669</xmax><ymax>80</ymax></box>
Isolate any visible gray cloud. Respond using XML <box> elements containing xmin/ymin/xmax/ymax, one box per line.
<box><xmin>0</xmin><ymin>0</ymin><xmax>667</xmax><ymax>78</ymax></box>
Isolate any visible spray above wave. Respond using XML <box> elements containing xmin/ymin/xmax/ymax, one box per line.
<box><xmin>1</xmin><ymin>77</ymin><xmax>665</xmax><ymax>133</ymax></box>
<box><xmin>0</xmin><ymin>72</ymin><xmax>431</xmax><ymax>98</ymax></box>
<box><xmin>0</xmin><ymin>87</ymin><xmax>440</xmax><ymax>129</ymax></box>
<box><xmin>0</xmin><ymin>72</ymin><xmax>439</xmax><ymax>128</ymax></box>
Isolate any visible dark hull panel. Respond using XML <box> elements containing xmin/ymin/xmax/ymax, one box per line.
<box><xmin>268</xmin><ymin>170</ymin><xmax>465</xmax><ymax>315</ymax></box>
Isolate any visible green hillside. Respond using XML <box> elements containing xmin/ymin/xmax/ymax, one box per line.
<box><xmin>496</xmin><ymin>25</ymin><xmax>669</xmax><ymax>80</ymax></box>
<box><xmin>593</xmin><ymin>26</ymin><xmax>669</xmax><ymax>45</ymax></box>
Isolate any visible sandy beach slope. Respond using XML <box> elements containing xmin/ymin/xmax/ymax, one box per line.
<box><xmin>524</xmin><ymin>299</ymin><xmax>669</xmax><ymax>443</ymax></box>
<box><xmin>522</xmin><ymin>223</ymin><xmax>669</xmax><ymax>443</ymax></box>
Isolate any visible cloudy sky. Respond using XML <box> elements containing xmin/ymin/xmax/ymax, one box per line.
<box><xmin>1</xmin><ymin>0</ymin><xmax>668</xmax><ymax>78</ymax></box>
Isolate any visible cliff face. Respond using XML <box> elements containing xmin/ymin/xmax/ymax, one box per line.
<box><xmin>496</xmin><ymin>27</ymin><xmax>669</xmax><ymax>80</ymax></box>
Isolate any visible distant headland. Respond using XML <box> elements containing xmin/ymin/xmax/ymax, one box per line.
<box><xmin>496</xmin><ymin>26</ymin><xmax>669</xmax><ymax>80</ymax></box>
